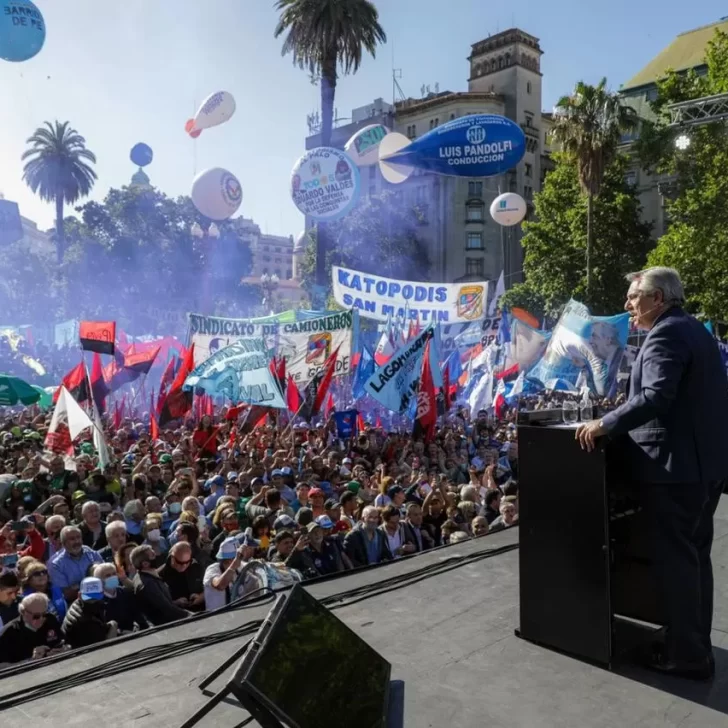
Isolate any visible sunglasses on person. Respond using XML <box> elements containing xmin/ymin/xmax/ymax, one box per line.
<box><xmin>25</xmin><ymin>610</ymin><xmax>47</xmax><ymax>621</ymax></box>
<box><xmin>30</xmin><ymin>569</ymin><xmax>48</xmax><ymax>577</ymax></box>
<box><xmin>172</xmin><ymin>556</ymin><xmax>191</xmax><ymax>567</ymax></box>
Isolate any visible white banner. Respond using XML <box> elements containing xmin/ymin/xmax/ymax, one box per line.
<box><xmin>332</xmin><ymin>265</ymin><xmax>488</xmax><ymax>325</ymax></box>
<box><xmin>187</xmin><ymin>311</ymin><xmax>354</xmax><ymax>386</ymax></box>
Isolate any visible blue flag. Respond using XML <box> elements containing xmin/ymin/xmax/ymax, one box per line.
<box><xmin>353</xmin><ymin>345</ymin><xmax>375</xmax><ymax>399</ymax></box>
<box><xmin>446</xmin><ymin>350</ymin><xmax>463</xmax><ymax>387</ymax></box>
<box><xmin>497</xmin><ymin>309</ymin><xmax>511</xmax><ymax>346</ymax></box>
<box><xmin>334</xmin><ymin>409</ymin><xmax>358</xmax><ymax>439</ymax></box>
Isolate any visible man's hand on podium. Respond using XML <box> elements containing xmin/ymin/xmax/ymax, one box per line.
<box><xmin>575</xmin><ymin>420</ymin><xmax>607</xmax><ymax>452</ymax></box>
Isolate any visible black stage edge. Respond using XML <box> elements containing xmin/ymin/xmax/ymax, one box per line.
<box><xmin>3</xmin><ymin>507</ymin><xmax>728</xmax><ymax>727</ymax></box>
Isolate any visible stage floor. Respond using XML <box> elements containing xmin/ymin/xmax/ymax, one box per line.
<box><xmin>3</xmin><ymin>499</ymin><xmax>728</xmax><ymax>727</ymax></box>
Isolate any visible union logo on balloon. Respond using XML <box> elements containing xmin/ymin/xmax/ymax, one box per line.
<box><xmin>185</xmin><ymin>91</ymin><xmax>236</xmax><ymax>138</ymax></box>
<box><xmin>0</xmin><ymin>0</ymin><xmax>45</xmax><ymax>63</ymax></box>
<box><xmin>191</xmin><ymin>168</ymin><xmax>242</xmax><ymax>221</ymax></box>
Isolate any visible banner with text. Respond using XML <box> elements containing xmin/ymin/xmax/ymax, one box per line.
<box><xmin>438</xmin><ymin>315</ymin><xmax>502</xmax><ymax>358</ymax></box>
<box><xmin>188</xmin><ymin>310</ymin><xmax>354</xmax><ymax>386</ymax></box>
<box><xmin>332</xmin><ymin>265</ymin><xmax>489</xmax><ymax>325</ymax></box>
<box><xmin>184</xmin><ymin>338</ymin><xmax>286</xmax><ymax>408</ymax></box>
<box><xmin>364</xmin><ymin>327</ymin><xmax>442</xmax><ymax>413</ymax></box>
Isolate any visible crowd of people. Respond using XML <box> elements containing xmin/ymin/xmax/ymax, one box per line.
<box><xmin>0</xmin><ymin>404</ymin><xmax>520</xmax><ymax>666</ymax></box>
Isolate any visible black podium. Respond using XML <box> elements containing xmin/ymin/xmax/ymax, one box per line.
<box><xmin>517</xmin><ymin>423</ymin><xmax>665</xmax><ymax>666</ymax></box>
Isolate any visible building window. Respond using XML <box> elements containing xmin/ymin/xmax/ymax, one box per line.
<box><xmin>525</xmin><ymin>114</ymin><xmax>533</xmax><ymax>128</ymax></box>
<box><xmin>406</xmin><ymin>124</ymin><xmax>417</xmax><ymax>139</ymax></box>
<box><xmin>429</xmin><ymin>119</ymin><xmax>435</xmax><ymax>130</ymax></box>
<box><xmin>468</xmin><ymin>181</ymin><xmax>483</xmax><ymax>198</ymax></box>
<box><xmin>466</xmin><ymin>202</ymin><xmax>484</xmax><ymax>221</ymax></box>
<box><xmin>527</xmin><ymin>81</ymin><xmax>532</xmax><ymax>94</ymax></box>
<box><xmin>646</xmin><ymin>87</ymin><xmax>659</xmax><ymax>102</ymax></box>
<box><xmin>286</xmin><ymin>269</ymin><xmax>292</xmax><ymax>279</ymax></box>
<box><xmin>525</xmin><ymin>163</ymin><xmax>533</xmax><ymax>178</ymax></box>
<box><xmin>434</xmin><ymin>117</ymin><xmax>439</xmax><ymax>127</ymax></box>
<box><xmin>524</xmin><ymin>185</ymin><xmax>533</xmax><ymax>200</ymax></box>
<box><xmin>274</xmin><ymin>269</ymin><xmax>282</xmax><ymax>278</ymax></box>
<box><xmin>262</xmin><ymin>255</ymin><xmax>271</xmax><ymax>262</ymax></box>
<box><xmin>466</xmin><ymin>258</ymin><xmax>485</xmax><ymax>277</ymax></box>
<box><xmin>450</xmin><ymin>113</ymin><xmax>456</xmax><ymax>120</ymax></box>
<box><xmin>625</xmin><ymin>170</ymin><xmax>638</xmax><ymax>186</ymax></box>
<box><xmin>466</xmin><ymin>232</ymin><xmax>484</xmax><ymax>250</ymax></box>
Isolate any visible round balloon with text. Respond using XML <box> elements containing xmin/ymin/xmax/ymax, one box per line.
<box><xmin>0</xmin><ymin>0</ymin><xmax>45</xmax><ymax>62</ymax></box>
<box><xmin>191</xmin><ymin>168</ymin><xmax>242</xmax><ymax>221</ymax></box>
<box><xmin>290</xmin><ymin>147</ymin><xmax>360</xmax><ymax>222</ymax></box>
<box><xmin>490</xmin><ymin>192</ymin><xmax>527</xmax><ymax>226</ymax></box>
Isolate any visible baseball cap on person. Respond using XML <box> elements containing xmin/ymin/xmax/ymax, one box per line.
<box><xmin>80</xmin><ymin>577</ymin><xmax>104</xmax><ymax>601</ymax></box>
<box><xmin>205</xmin><ymin>475</ymin><xmax>225</xmax><ymax>491</ymax></box>
<box><xmin>387</xmin><ymin>485</ymin><xmax>404</xmax><ymax>499</ymax></box>
<box><xmin>237</xmin><ymin>532</ymin><xmax>260</xmax><ymax>549</ymax></box>
<box><xmin>273</xmin><ymin>514</ymin><xmax>296</xmax><ymax>530</ymax></box>
<box><xmin>281</xmin><ymin>466</ymin><xmax>292</xmax><ymax>476</ymax></box>
<box><xmin>315</xmin><ymin>515</ymin><xmax>334</xmax><ymax>530</ymax></box>
<box><xmin>271</xmin><ymin>469</ymin><xmax>283</xmax><ymax>477</ymax></box>
<box><xmin>346</xmin><ymin>480</ymin><xmax>361</xmax><ymax>494</ymax></box>
<box><xmin>342</xmin><ymin>457</ymin><xmax>352</xmax><ymax>465</ymax></box>
<box><xmin>226</xmin><ymin>472</ymin><xmax>239</xmax><ymax>482</ymax></box>
<box><xmin>159</xmin><ymin>454</ymin><xmax>173</xmax><ymax>464</ymax></box>
<box><xmin>309</xmin><ymin>487</ymin><xmax>324</xmax><ymax>499</ymax></box>
<box><xmin>306</xmin><ymin>522</ymin><xmax>322</xmax><ymax>534</ymax></box>
<box><xmin>217</xmin><ymin>537</ymin><xmax>239</xmax><ymax>561</ymax></box>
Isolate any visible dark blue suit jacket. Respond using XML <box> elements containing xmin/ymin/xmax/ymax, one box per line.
<box><xmin>601</xmin><ymin>307</ymin><xmax>728</xmax><ymax>484</ymax></box>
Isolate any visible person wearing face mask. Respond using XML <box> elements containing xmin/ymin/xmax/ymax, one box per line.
<box><xmin>0</xmin><ymin>592</ymin><xmax>65</xmax><ymax>666</ymax></box>
<box><xmin>161</xmin><ymin>493</ymin><xmax>183</xmax><ymax>534</ymax></box>
<box><xmin>91</xmin><ymin>563</ymin><xmax>148</xmax><ymax>634</ymax></box>
<box><xmin>61</xmin><ymin>577</ymin><xmax>120</xmax><ymax>649</ymax></box>
<box><xmin>141</xmin><ymin>517</ymin><xmax>169</xmax><ymax>567</ymax></box>
<box><xmin>122</xmin><ymin>499</ymin><xmax>146</xmax><ymax>545</ymax></box>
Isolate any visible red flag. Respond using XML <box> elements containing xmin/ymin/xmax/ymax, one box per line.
<box><xmin>311</xmin><ymin>346</ymin><xmax>339</xmax><ymax>416</ymax></box>
<box><xmin>442</xmin><ymin>365</ymin><xmax>451</xmax><ymax>412</ymax></box>
<box><xmin>79</xmin><ymin>321</ymin><xmax>116</xmax><ymax>355</ymax></box>
<box><xmin>204</xmin><ymin>394</ymin><xmax>214</xmax><ymax>418</ymax></box>
<box><xmin>90</xmin><ymin>353</ymin><xmax>109</xmax><ymax>412</ymax></box>
<box><xmin>357</xmin><ymin>412</ymin><xmax>366</xmax><ymax>432</ymax></box>
<box><xmin>375</xmin><ymin>414</ymin><xmax>382</xmax><ymax>429</ymax></box>
<box><xmin>286</xmin><ymin>374</ymin><xmax>302</xmax><ymax>414</ymax></box>
<box><xmin>157</xmin><ymin>357</ymin><xmax>176</xmax><ymax>413</ymax></box>
<box><xmin>54</xmin><ymin>362</ymin><xmax>88</xmax><ymax>404</ymax></box>
<box><xmin>149</xmin><ymin>388</ymin><xmax>155</xmax><ymax>418</ymax></box>
<box><xmin>225</xmin><ymin>404</ymin><xmax>245</xmax><ymax>421</ymax></box>
<box><xmin>150</xmin><ymin>413</ymin><xmax>159</xmax><ymax>442</ymax></box>
<box><xmin>159</xmin><ymin>344</ymin><xmax>195</xmax><ymax>427</ymax></box>
<box><xmin>324</xmin><ymin>391</ymin><xmax>335</xmax><ymax>418</ymax></box>
<box><xmin>413</xmin><ymin>338</ymin><xmax>437</xmax><ymax>443</ymax></box>
<box><xmin>124</xmin><ymin>346</ymin><xmax>160</xmax><ymax>376</ymax></box>
<box><xmin>113</xmin><ymin>399</ymin><xmax>122</xmax><ymax>430</ymax></box>
<box><xmin>253</xmin><ymin>410</ymin><xmax>268</xmax><ymax>429</ymax></box>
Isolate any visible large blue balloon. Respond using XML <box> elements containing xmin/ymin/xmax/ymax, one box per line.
<box><xmin>130</xmin><ymin>143</ymin><xmax>153</xmax><ymax>167</ymax></box>
<box><xmin>0</xmin><ymin>0</ymin><xmax>45</xmax><ymax>63</ymax></box>
<box><xmin>381</xmin><ymin>114</ymin><xmax>526</xmax><ymax>178</ymax></box>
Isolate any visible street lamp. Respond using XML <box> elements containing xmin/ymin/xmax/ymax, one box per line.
<box><xmin>191</xmin><ymin>222</ymin><xmax>221</xmax><ymax>313</ymax></box>
<box><xmin>191</xmin><ymin>222</ymin><xmax>220</xmax><ymax>239</ymax></box>
<box><xmin>260</xmin><ymin>272</ymin><xmax>280</xmax><ymax>314</ymax></box>
<box><xmin>675</xmin><ymin>134</ymin><xmax>691</xmax><ymax>151</ymax></box>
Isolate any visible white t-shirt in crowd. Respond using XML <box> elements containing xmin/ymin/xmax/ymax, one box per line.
<box><xmin>203</xmin><ymin>562</ymin><xmax>231</xmax><ymax>611</ymax></box>
<box><xmin>374</xmin><ymin>494</ymin><xmax>392</xmax><ymax>508</ymax></box>
<box><xmin>385</xmin><ymin>527</ymin><xmax>402</xmax><ymax>559</ymax></box>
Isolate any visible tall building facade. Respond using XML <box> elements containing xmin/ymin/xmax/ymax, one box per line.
<box><xmin>303</xmin><ymin>29</ymin><xmax>551</xmax><ymax>287</ymax></box>
<box><xmin>619</xmin><ymin>18</ymin><xmax>728</xmax><ymax>238</ymax></box>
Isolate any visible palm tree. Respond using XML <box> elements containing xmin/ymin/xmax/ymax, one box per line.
<box><xmin>22</xmin><ymin>121</ymin><xmax>97</xmax><ymax>265</ymax></box>
<box><xmin>551</xmin><ymin>78</ymin><xmax>637</xmax><ymax>300</ymax></box>
<box><xmin>274</xmin><ymin>0</ymin><xmax>386</xmax><ymax>299</ymax></box>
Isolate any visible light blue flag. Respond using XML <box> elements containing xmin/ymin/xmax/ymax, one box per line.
<box><xmin>353</xmin><ymin>345</ymin><xmax>375</xmax><ymax>399</ymax></box>
<box><xmin>530</xmin><ymin>300</ymin><xmax>629</xmax><ymax>397</ymax></box>
<box><xmin>364</xmin><ymin>327</ymin><xmax>441</xmax><ymax>414</ymax></box>
<box><xmin>184</xmin><ymin>338</ymin><xmax>286</xmax><ymax>408</ymax></box>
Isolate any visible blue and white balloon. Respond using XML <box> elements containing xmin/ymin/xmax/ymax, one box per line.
<box><xmin>0</xmin><ymin>0</ymin><xmax>45</xmax><ymax>62</ymax></box>
<box><xmin>191</xmin><ymin>168</ymin><xmax>242</xmax><ymax>221</ymax></box>
<box><xmin>379</xmin><ymin>114</ymin><xmax>526</xmax><ymax>180</ymax></box>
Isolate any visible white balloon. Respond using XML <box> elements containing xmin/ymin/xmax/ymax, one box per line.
<box><xmin>344</xmin><ymin>124</ymin><xmax>389</xmax><ymax>167</ymax></box>
<box><xmin>186</xmin><ymin>91</ymin><xmax>236</xmax><ymax>137</ymax></box>
<box><xmin>378</xmin><ymin>132</ymin><xmax>414</xmax><ymax>184</ymax></box>
<box><xmin>191</xmin><ymin>168</ymin><xmax>242</xmax><ymax>221</ymax></box>
<box><xmin>490</xmin><ymin>192</ymin><xmax>527</xmax><ymax>226</ymax></box>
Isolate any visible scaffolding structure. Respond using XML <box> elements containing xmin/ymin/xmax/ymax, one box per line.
<box><xmin>668</xmin><ymin>92</ymin><xmax>728</xmax><ymax>127</ymax></box>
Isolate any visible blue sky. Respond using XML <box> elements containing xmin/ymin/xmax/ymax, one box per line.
<box><xmin>0</xmin><ymin>0</ymin><xmax>724</xmax><ymax>238</ymax></box>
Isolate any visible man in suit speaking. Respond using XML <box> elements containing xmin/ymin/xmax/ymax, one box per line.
<box><xmin>576</xmin><ymin>267</ymin><xmax>728</xmax><ymax>680</ymax></box>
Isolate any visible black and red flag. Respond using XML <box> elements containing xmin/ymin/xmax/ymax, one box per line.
<box><xmin>158</xmin><ymin>344</ymin><xmax>195</xmax><ymax>427</ymax></box>
<box><xmin>79</xmin><ymin>321</ymin><xmax>116</xmax><ymax>355</ymax></box>
<box><xmin>53</xmin><ymin>362</ymin><xmax>89</xmax><ymax>404</ymax></box>
<box><xmin>301</xmin><ymin>346</ymin><xmax>339</xmax><ymax>421</ymax></box>
<box><xmin>124</xmin><ymin>345</ymin><xmax>160</xmax><ymax>377</ymax></box>
<box><xmin>89</xmin><ymin>353</ymin><xmax>109</xmax><ymax>413</ymax></box>
<box><xmin>413</xmin><ymin>338</ymin><xmax>437</xmax><ymax>443</ymax></box>
<box><xmin>286</xmin><ymin>373</ymin><xmax>302</xmax><ymax>414</ymax></box>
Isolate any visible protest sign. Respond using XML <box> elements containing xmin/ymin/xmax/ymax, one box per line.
<box><xmin>364</xmin><ymin>328</ymin><xmax>442</xmax><ymax>413</ymax></box>
<box><xmin>184</xmin><ymin>338</ymin><xmax>286</xmax><ymax>408</ymax></box>
<box><xmin>438</xmin><ymin>315</ymin><xmax>502</xmax><ymax>358</ymax></box>
<box><xmin>188</xmin><ymin>310</ymin><xmax>354</xmax><ymax>386</ymax></box>
<box><xmin>332</xmin><ymin>265</ymin><xmax>488</xmax><ymax>324</ymax></box>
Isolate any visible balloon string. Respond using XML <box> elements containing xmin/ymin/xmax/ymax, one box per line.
<box><xmin>192</xmin><ymin>98</ymin><xmax>198</xmax><ymax>177</ymax></box>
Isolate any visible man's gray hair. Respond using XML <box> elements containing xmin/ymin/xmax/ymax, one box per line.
<box><xmin>45</xmin><ymin>515</ymin><xmax>66</xmax><ymax>533</ymax></box>
<box><xmin>626</xmin><ymin>267</ymin><xmax>685</xmax><ymax>306</ymax></box>
<box><xmin>20</xmin><ymin>591</ymin><xmax>49</xmax><ymax>613</ymax></box>
<box><xmin>81</xmin><ymin>500</ymin><xmax>100</xmax><ymax>516</ymax></box>
<box><xmin>60</xmin><ymin>525</ymin><xmax>81</xmax><ymax>544</ymax></box>
<box><xmin>105</xmin><ymin>520</ymin><xmax>127</xmax><ymax>539</ymax></box>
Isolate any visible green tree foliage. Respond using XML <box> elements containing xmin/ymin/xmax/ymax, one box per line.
<box><xmin>550</xmin><ymin>79</ymin><xmax>638</xmax><ymax>297</ymax></box>
<box><xmin>503</xmin><ymin>153</ymin><xmax>650</xmax><ymax>318</ymax></box>
<box><xmin>297</xmin><ymin>190</ymin><xmax>431</xmax><ymax>299</ymax></box>
<box><xmin>58</xmin><ymin>185</ymin><xmax>256</xmax><ymax>333</ymax></box>
<box><xmin>22</xmin><ymin>121</ymin><xmax>97</xmax><ymax>265</ymax></box>
<box><xmin>636</xmin><ymin>29</ymin><xmax>728</xmax><ymax>321</ymax></box>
